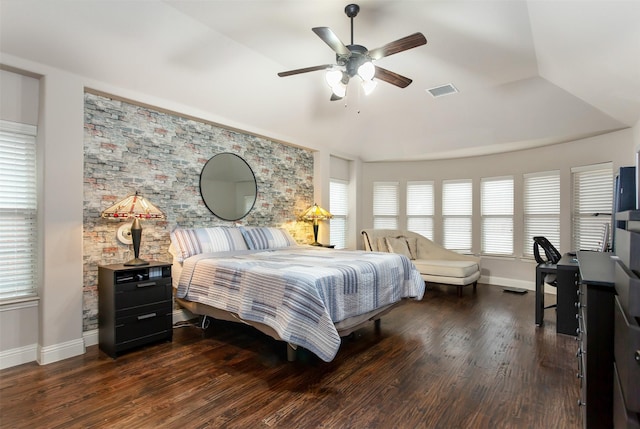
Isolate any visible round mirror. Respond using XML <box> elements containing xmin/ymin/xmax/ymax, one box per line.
<box><xmin>199</xmin><ymin>153</ymin><xmax>257</xmax><ymax>221</ymax></box>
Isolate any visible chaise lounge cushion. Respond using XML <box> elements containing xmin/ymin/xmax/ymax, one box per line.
<box><xmin>412</xmin><ymin>259</ymin><xmax>479</xmax><ymax>279</ymax></box>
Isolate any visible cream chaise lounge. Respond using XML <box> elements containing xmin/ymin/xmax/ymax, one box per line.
<box><xmin>361</xmin><ymin>229</ymin><xmax>481</xmax><ymax>297</ymax></box>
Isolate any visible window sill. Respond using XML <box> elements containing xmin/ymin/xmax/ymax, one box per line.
<box><xmin>0</xmin><ymin>295</ymin><xmax>40</xmax><ymax>311</ymax></box>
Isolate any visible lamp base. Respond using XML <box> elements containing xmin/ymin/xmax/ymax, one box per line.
<box><xmin>309</xmin><ymin>242</ymin><xmax>322</xmax><ymax>246</ymax></box>
<box><xmin>123</xmin><ymin>257</ymin><xmax>149</xmax><ymax>266</ymax></box>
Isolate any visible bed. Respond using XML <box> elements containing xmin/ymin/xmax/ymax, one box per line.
<box><xmin>171</xmin><ymin>226</ymin><xmax>425</xmax><ymax>362</ymax></box>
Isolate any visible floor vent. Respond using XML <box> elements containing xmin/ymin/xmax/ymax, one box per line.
<box><xmin>427</xmin><ymin>83</ymin><xmax>458</xmax><ymax>98</ymax></box>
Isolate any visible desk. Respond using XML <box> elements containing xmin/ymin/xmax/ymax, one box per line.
<box><xmin>535</xmin><ymin>253</ymin><xmax>579</xmax><ymax>335</ymax></box>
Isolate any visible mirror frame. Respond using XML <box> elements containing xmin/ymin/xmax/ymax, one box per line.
<box><xmin>199</xmin><ymin>152</ymin><xmax>257</xmax><ymax>221</ymax></box>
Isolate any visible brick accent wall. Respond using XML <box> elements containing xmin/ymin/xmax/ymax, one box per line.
<box><xmin>83</xmin><ymin>92</ymin><xmax>314</xmax><ymax>331</ymax></box>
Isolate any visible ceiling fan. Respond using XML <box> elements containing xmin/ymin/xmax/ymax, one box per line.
<box><xmin>277</xmin><ymin>3</ymin><xmax>427</xmax><ymax>100</ymax></box>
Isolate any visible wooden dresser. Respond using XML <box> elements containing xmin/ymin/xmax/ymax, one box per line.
<box><xmin>576</xmin><ymin>251</ymin><xmax>616</xmax><ymax>428</ymax></box>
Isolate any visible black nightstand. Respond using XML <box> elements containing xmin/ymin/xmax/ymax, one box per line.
<box><xmin>98</xmin><ymin>262</ymin><xmax>173</xmax><ymax>358</ymax></box>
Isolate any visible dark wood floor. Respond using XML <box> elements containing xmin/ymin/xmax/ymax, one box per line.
<box><xmin>0</xmin><ymin>284</ymin><xmax>580</xmax><ymax>429</ymax></box>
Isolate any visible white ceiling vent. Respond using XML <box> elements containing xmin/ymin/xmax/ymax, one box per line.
<box><xmin>427</xmin><ymin>83</ymin><xmax>458</xmax><ymax>98</ymax></box>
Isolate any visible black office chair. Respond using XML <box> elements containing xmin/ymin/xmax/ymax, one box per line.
<box><xmin>533</xmin><ymin>236</ymin><xmax>562</xmax><ymax>310</ymax></box>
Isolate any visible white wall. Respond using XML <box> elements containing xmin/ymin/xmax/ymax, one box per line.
<box><xmin>360</xmin><ymin>129</ymin><xmax>637</xmax><ymax>289</ymax></box>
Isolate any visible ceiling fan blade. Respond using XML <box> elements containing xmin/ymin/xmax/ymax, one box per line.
<box><xmin>277</xmin><ymin>64</ymin><xmax>332</xmax><ymax>77</ymax></box>
<box><xmin>374</xmin><ymin>66</ymin><xmax>413</xmax><ymax>88</ymax></box>
<box><xmin>312</xmin><ymin>27</ymin><xmax>351</xmax><ymax>56</ymax></box>
<box><xmin>368</xmin><ymin>32</ymin><xmax>427</xmax><ymax>60</ymax></box>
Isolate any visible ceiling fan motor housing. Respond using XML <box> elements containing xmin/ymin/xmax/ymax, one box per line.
<box><xmin>339</xmin><ymin>45</ymin><xmax>369</xmax><ymax>77</ymax></box>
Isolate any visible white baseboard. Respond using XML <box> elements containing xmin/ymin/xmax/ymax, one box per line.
<box><xmin>37</xmin><ymin>337</ymin><xmax>85</xmax><ymax>366</ymax></box>
<box><xmin>481</xmin><ymin>275</ymin><xmax>556</xmax><ymax>295</ymax></box>
<box><xmin>481</xmin><ymin>275</ymin><xmax>533</xmax><ymax>290</ymax></box>
<box><xmin>83</xmin><ymin>329</ymin><xmax>98</xmax><ymax>347</ymax></box>
<box><xmin>0</xmin><ymin>336</ymin><xmax>89</xmax><ymax>370</ymax></box>
<box><xmin>0</xmin><ymin>343</ymin><xmax>37</xmax><ymax>370</ymax></box>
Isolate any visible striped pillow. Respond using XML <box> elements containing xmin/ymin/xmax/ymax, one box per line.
<box><xmin>170</xmin><ymin>227</ymin><xmax>248</xmax><ymax>262</ymax></box>
<box><xmin>240</xmin><ymin>227</ymin><xmax>297</xmax><ymax>250</ymax></box>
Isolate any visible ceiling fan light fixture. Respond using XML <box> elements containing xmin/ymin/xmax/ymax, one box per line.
<box><xmin>325</xmin><ymin>69</ymin><xmax>343</xmax><ymax>86</ymax></box>
<box><xmin>331</xmin><ymin>81</ymin><xmax>347</xmax><ymax>98</ymax></box>
<box><xmin>361</xmin><ymin>79</ymin><xmax>377</xmax><ymax>95</ymax></box>
<box><xmin>357</xmin><ymin>60</ymin><xmax>375</xmax><ymax>81</ymax></box>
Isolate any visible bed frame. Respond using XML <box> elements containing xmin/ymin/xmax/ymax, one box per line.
<box><xmin>176</xmin><ymin>297</ymin><xmax>398</xmax><ymax>361</ymax></box>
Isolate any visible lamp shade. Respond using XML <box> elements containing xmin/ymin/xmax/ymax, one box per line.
<box><xmin>301</xmin><ymin>203</ymin><xmax>333</xmax><ymax>221</ymax></box>
<box><xmin>101</xmin><ymin>192</ymin><xmax>165</xmax><ymax>220</ymax></box>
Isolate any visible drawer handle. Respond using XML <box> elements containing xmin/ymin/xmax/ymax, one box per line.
<box><xmin>635</xmin><ymin>350</ymin><xmax>640</xmax><ymax>364</ymax></box>
<box><xmin>137</xmin><ymin>312</ymin><xmax>157</xmax><ymax>321</ymax></box>
<box><xmin>137</xmin><ymin>282</ymin><xmax>157</xmax><ymax>288</ymax></box>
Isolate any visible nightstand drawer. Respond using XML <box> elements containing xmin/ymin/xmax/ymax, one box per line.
<box><xmin>115</xmin><ymin>301</ymin><xmax>172</xmax><ymax>344</ymax></box>
<box><xmin>615</xmin><ymin>296</ymin><xmax>640</xmax><ymax>413</ymax></box>
<box><xmin>115</xmin><ymin>278</ymin><xmax>172</xmax><ymax>308</ymax></box>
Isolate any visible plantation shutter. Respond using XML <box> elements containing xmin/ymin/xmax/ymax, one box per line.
<box><xmin>523</xmin><ymin>171</ymin><xmax>560</xmax><ymax>257</ymax></box>
<box><xmin>329</xmin><ymin>179</ymin><xmax>348</xmax><ymax>249</ymax></box>
<box><xmin>572</xmin><ymin>163</ymin><xmax>613</xmax><ymax>251</ymax></box>
<box><xmin>442</xmin><ymin>179</ymin><xmax>472</xmax><ymax>253</ymax></box>
<box><xmin>0</xmin><ymin>120</ymin><xmax>38</xmax><ymax>300</ymax></box>
<box><xmin>481</xmin><ymin>177</ymin><xmax>514</xmax><ymax>256</ymax></box>
<box><xmin>407</xmin><ymin>181</ymin><xmax>434</xmax><ymax>240</ymax></box>
<box><xmin>373</xmin><ymin>181</ymin><xmax>399</xmax><ymax>229</ymax></box>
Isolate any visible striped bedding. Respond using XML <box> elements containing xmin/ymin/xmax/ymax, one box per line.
<box><xmin>176</xmin><ymin>247</ymin><xmax>425</xmax><ymax>362</ymax></box>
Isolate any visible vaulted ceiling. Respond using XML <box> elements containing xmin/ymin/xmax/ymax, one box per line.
<box><xmin>1</xmin><ymin>0</ymin><xmax>639</xmax><ymax>161</ymax></box>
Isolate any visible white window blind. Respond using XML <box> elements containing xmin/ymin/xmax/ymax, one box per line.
<box><xmin>572</xmin><ymin>163</ymin><xmax>613</xmax><ymax>251</ymax></box>
<box><xmin>523</xmin><ymin>171</ymin><xmax>560</xmax><ymax>257</ymax></box>
<box><xmin>407</xmin><ymin>181</ymin><xmax>434</xmax><ymax>240</ymax></box>
<box><xmin>481</xmin><ymin>176</ymin><xmax>514</xmax><ymax>256</ymax></box>
<box><xmin>442</xmin><ymin>179</ymin><xmax>472</xmax><ymax>253</ymax></box>
<box><xmin>373</xmin><ymin>181</ymin><xmax>399</xmax><ymax>229</ymax></box>
<box><xmin>0</xmin><ymin>120</ymin><xmax>38</xmax><ymax>300</ymax></box>
<box><xmin>330</xmin><ymin>179</ymin><xmax>348</xmax><ymax>249</ymax></box>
